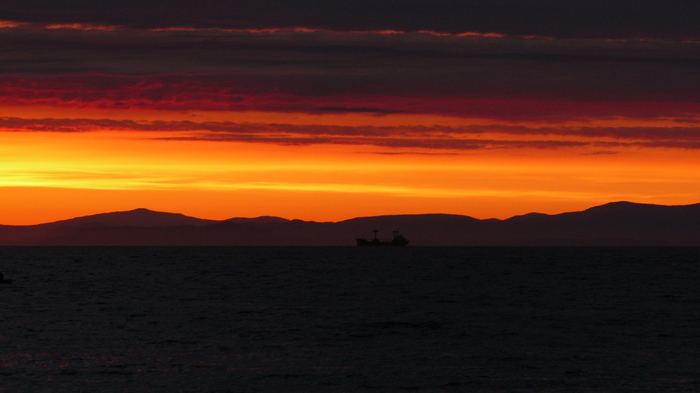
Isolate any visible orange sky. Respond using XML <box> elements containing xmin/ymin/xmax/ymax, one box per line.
<box><xmin>1</xmin><ymin>23</ymin><xmax>700</xmax><ymax>224</ymax></box>
<box><xmin>2</xmin><ymin>107</ymin><xmax>700</xmax><ymax>225</ymax></box>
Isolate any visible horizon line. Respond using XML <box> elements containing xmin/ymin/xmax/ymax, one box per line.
<box><xmin>5</xmin><ymin>200</ymin><xmax>697</xmax><ymax>227</ymax></box>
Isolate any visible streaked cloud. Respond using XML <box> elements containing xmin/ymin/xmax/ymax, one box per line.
<box><xmin>2</xmin><ymin>1</ymin><xmax>700</xmax><ymax>40</ymax></box>
<box><xmin>0</xmin><ymin>25</ymin><xmax>697</xmax><ymax>83</ymax></box>
<box><xmin>3</xmin><ymin>117</ymin><xmax>700</xmax><ymax>151</ymax></box>
<box><xmin>0</xmin><ymin>75</ymin><xmax>699</xmax><ymax>122</ymax></box>
<box><xmin>0</xmin><ymin>22</ymin><xmax>696</xmax><ymax>125</ymax></box>
<box><xmin>0</xmin><ymin>10</ymin><xmax>697</xmax><ymax>149</ymax></box>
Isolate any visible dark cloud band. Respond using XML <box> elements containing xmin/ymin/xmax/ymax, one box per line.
<box><xmin>3</xmin><ymin>117</ymin><xmax>700</xmax><ymax>151</ymax></box>
<box><xmin>0</xmin><ymin>26</ymin><xmax>698</xmax><ymax>111</ymax></box>
<box><xmin>2</xmin><ymin>1</ymin><xmax>700</xmax><ymax>40</ymax></box>
<box><xmin>0</xmin><ymin>73</ymin><xmax>699</xmax><ymax>122</ymax></box>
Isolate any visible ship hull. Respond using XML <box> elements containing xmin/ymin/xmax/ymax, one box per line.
<box><xmin>356</xmin><ymin>239</ymin><xmax>408</xmax><ymax>246</ymax></box>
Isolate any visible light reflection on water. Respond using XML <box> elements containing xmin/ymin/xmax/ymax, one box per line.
<box><xmin>0</xmin><ymin>247</ymin><xmax>700</xmax><ymax>392</ymax></box>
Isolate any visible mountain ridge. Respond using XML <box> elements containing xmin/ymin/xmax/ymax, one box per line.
<box><xmin>37</xmin><ymin>208</ymin><xmax>218</xmax><ymax>228</ymax></box>
<box><xmin>2</xmin><ymin>201</ymin><xmax>700</xmax><ymax>246</ymax></box>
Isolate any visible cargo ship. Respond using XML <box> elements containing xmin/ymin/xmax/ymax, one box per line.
<box><xmin>356</xmin><ymin>230</ymin><xmax>408</xmax><ymax>246</ymax></box>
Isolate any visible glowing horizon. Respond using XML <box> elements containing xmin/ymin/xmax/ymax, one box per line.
<box><xmin>1</xmin><ymin>18</ymin><xmax>699</xmax><ymax>225</ymax></box>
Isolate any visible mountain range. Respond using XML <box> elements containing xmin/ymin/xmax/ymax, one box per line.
<box><xmin>1</xmin><ymin>202</ymin><xmax>700</xmax><ymax>246</ymax></box>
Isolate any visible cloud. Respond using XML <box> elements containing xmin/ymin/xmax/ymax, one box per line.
<box><xmin>0</xmin><ymin>74</ymin><xmax>699</xmax><ymax>122</ymax></box>
<box><xmin>0</xmin><ymin>24</ymin><xmax>698</xmax><ymax>122</ymax></box>
<box><xmin>2</xmin><ymin>1</ymin><xmax>700</xmax><ymax>40</ymax></box>
<box><xmin>3</xmin><ymin>117</ymin><xmax>700</xmax><ymax>151</ymax></box>
<box><xmin>0</xmin><ymin>24</ymin><xmax>698</xmax><ymax>104</ymax></box>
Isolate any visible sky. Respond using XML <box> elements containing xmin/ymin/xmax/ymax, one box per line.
<box><xmin>2</xmin><ymin>1</ymin><xmax>700</xmax><ymax>224</ymax></box>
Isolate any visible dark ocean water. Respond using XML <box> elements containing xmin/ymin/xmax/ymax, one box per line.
<box><xmin>1</xmin><ymin>247</ymin><xmax>700</xmax><ymax>392</ymax></box>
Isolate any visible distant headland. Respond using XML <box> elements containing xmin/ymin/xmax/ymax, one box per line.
<box><xmin>1</xmin><ymin>202</ymin><xmax>700</xmax><ymax>246</ymax></box>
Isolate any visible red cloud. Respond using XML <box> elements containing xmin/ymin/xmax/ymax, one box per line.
<box><xmin>1</xmin><ymin>74</ymin><xmax>700</xmax><ymax>122</ymax></box>
<box><xmin>2</xmin><ymin>116</ymin><xmax>700</xmax><ymax>151</ymax></box>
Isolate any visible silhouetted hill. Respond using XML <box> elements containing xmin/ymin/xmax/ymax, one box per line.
<box><xmin>39</xmin><ymin>208</ymin><xmax>216</xmax><ymax>228</ymax></box>
<box><xmin>501</xmin><ymin>202</ymin><xmax>700</xmax><ymax>245</ymax></box>
<box><xmin>1</xmin><ymin>202</ymin><xmax>700</xmax><ymax>245</ymax></box>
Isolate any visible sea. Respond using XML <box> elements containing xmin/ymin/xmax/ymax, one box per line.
<box><xmin>1</xmin><ymin>246</ymin><xmax>699</xmax><ymax>392</ymax></box>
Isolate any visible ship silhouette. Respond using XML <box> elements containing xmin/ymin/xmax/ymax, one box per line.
<box><xmin>356</xmin><ymin>230</ymin><xmax>409</xmax><ymax>246</ymax></box>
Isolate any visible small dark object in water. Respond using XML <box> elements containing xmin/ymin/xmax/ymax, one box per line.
<box><xmin>356</xmin><ymin>230</ymin><xmax>409</xmax><ymax>246</ymax></box>
<box><xmin>0</xmin><ymin>272</ymin><xmax>11</xmax><ymax>284</ymax></box>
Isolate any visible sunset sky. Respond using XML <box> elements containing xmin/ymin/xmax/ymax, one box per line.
<box><xmin>2</xmin><ymin>1</ymin><xmax>700</xmax><ymax>224</ymax></box>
